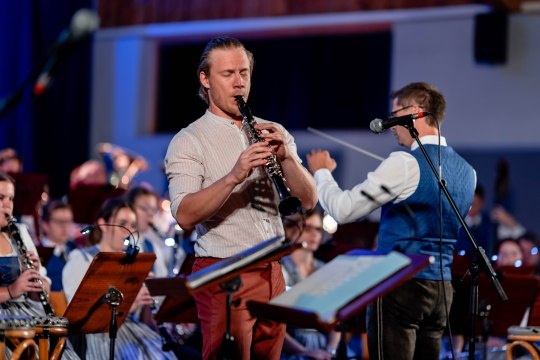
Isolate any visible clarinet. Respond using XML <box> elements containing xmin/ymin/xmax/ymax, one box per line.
<box><xmin>234</xmin><ymin>95</ymin><xmax>301</xmax><ymax>216</ymax></box>
<box><xmin>5</xmin><ymin>215</ymin><xmax>56</xmax><ymax>316</ymax></box>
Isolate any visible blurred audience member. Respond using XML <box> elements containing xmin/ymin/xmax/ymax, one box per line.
<box><xmin>40</xmin><ymin>200</ymin><xmax>78</xmax><ymax>291</ymax></box>
<box><xmin>516</xmin><ymin>232</ymin><xmax>540</xmax><ymax>270</ymax></box>
<box><xmin>0</xmin><ymin>148</ymin><xmax>23</xmax><ymax>174</ymax></box>
<box><xmin>491</xmin><ymin>205</ymin><xmax>526</xmax><ymax>241</ymax></box>
<box><xmin>495</xmin><ymin>238</ymin><xmax>524</xmax><ymax>267</ymax></box>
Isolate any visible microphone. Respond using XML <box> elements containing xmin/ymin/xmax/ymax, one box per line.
<box><xmin>33</xmin><ymin>8</ymin><xmax>100</xmax><ymax>95</ymax></box>
<box><xmin>370</xmin><ymin>112</ymin><xmax>431</xmax><ymax>134</ymax></box>
<box><xmin>81</xmin><ymin>223</ymin><xmax>139</xmax><ymax>263</ymax></box>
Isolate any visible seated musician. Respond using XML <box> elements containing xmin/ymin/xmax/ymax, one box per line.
<box><xmin>40</xmin><ymin>200</ymin><xmax>79</xmax><ymax>291</ymax></box>
<box><xmin>0</xmin><ymin>172</ymin><xmax>80</xmax><ymax>359</ymax></box>
<box><xmin>125</xmin><ymin>185</ymin><xmax>202</xmax><ymax>358</ymax></box>
<box><xmin>62</xmin><ymin>197</ymin><xmax>177</xmax><ymax>359</ymax></box>
<box><xmin>125</xmin><ymin>185</ymin><xmax>185</xmax><ymax>278</ymax></box>
<box><xmin>280</xmin><ymin>208</ymin><xmax>342</xmax><ymax>360</ymax></box>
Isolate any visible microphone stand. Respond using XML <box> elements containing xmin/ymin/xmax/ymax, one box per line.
<box><xmin>102</xmin><ymin>287</ymin><xmax>123</xmax><ymax>360</ymax></box>
<box><xmin>0</xmin><ymin>54</ymin><xmax>50</xmax><ymax>120</ymax></box>
<box><xmin>81</xmin><ymin>224</ymin><xmax>140</xmax><ymax>264</ymax></box>
<box><xmin>221</xmin><ymin>276</ymin><xmax>242</xmax><ymax>360</ymax></box>
<box><xmin>402</xmin><ymin>123</ymin><xmax>507</xmax><ymax>360</ymax></box>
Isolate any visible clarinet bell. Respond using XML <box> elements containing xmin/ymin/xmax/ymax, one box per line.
<box><xmin>279</xmin><ymin>196</ymin><xmax>302</xmax><ymax>216</ymax></box>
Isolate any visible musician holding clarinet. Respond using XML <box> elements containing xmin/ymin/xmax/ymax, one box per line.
<box><xmin>0</xmin><ymin>172</ymin><xmax>51</xmax><ymax>311</ymax></box>
<box><xmin>0</xmin><ymin>172</ymin><xmax>80</xmax><ymax>359</ymax></box>
<box><xmin>165</xmin><ymin>36</ymin><xmax>317</xmax><ymax>360</ymax></box>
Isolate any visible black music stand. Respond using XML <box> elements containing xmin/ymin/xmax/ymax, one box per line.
<box><xmin>63</xmin><ymin>252</ymin><xmax>155</xmax><ymax>359</ymax></box>
<box><xmin>145</xmin><ymin>277</ymin><xmax>198</xmax><ymax>325</ymax></box>
<box><xmin>68</xmin><ymin>184</ymin><xmax>126</xmax><ymax>225</ymax></box>
<box><xmin>10</xmin><ymin>172</ymin><xmax>48</xmax><ymax>238</ymax></box>
<box><xmin>184</xmin><ymin>236</ymin><xmax>301</xmax><ymax>360</ymax></box>
<box><xmin>11</xmin><ymin>173</ymin><xmax>48</xmax><ymax>216</ymax></box>
<box><xmin>450</xmin><ymin>270</ymin><xmax>539</xmax><ymax>339</ymax></box>
<box><xmin>247</xmin><ymin>250</ymin><xmax>430</xmax><ymax>359</ymax></box>
<box><xmin>35</xmin><ymin>245</ymin><xmax>55</xmax><ymax>266</ymax></box>
<box><xmin>145</xmin><ymin>277</ymin><xmax>200</xmax><ymax>358</ymax></box>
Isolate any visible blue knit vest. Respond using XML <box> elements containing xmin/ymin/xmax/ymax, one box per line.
<box><xmin>378</xmin><ymin>145</ymin><xmax>475</xmax><ymax>280</ymax></box>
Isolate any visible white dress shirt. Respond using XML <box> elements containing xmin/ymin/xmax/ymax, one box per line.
<box><xmin>314</xmin><ymin>136</ymin><xmax>454</xmax><ymax>224</ymax></box>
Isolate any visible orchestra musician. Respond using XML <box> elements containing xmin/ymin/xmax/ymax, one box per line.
<box><xmin>125</xmin><ymin>185</ymin><xmax>181</xmax><ymax>278</ymax></box>
<box><xmin>39</xmin><ymin>199</ymin><xmax>79</xmax><ymax>291</ymax></box>
<box><xmin>62</xmin><ymin>197</ymin><xmax>177</xmax><ymax>359</ymax></box>
<box><xmin>164</xmin><ymin>36</ymin><xmax>317</xmax><ymax>359</ymax></box>
<box><xmin>0</xmin><ymin>172</ymin><xmax>80</xmax><ymax>359</ymax></box>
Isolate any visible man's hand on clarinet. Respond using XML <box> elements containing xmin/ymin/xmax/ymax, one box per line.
<box><xmin>228</xmin><ymin>142</ymin><xmax>273</xmax><ymax>185</ymax></box>
<box><xmin>256</xmin><ymin>123</ymin><xmax>290</xmax><ymax>161</ymax></box>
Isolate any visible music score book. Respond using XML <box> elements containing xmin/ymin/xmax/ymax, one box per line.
<box><xmin>248</xmin><ymin>251</ymin><xmax>430</xmax><ymax>333</ymax></box>
<box><xmin>270</xmin><ymin>251</ymin><xmax>411</xmax><ymax>323</ymax></box>
<box><xmin>185</xmin><ymin>235</ymin><xmax>297</xmax><ymax>292</ymax></box>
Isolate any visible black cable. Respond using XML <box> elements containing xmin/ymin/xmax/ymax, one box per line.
<box><xmin>81</xmin><ymin>223</ymin><xmax>139</xmax><ymax>245</ymax></box>
<box><xmin>434</xmin><ymin>118</ymin><xmax>456</xmax><ymax>360</ymax></box>
<box><xmin>80</xmin><ymin>223</ymin><xmax>140</xmax><ymax>262</ymax></box>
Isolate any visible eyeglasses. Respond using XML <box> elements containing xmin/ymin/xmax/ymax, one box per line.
<box><xmin>283</xmin><ymin>219</ymin><xmax>302</xmax><ymax>230</ymax></box>
<box><xmin>49</xmin><ymin>218</ymin><xmax>74</xmax><ymax>226</ymax></box>
<box><xmin>388</xmin><ymin>105</ymin><xmax>416</xmax><ymax>118</ymax></box>
<box><xmin>136</xmin><ymin>205</ymin><xmax>158</xmax><ymax>215</ymax></box>
<box><xmin>304</xmin><ymin>224</ymin><xmax>323</xmax><ymax>232</ymax></box>
<box><xmin>284</xmin><ymin>220</ymin><xmax>322</xmax><ymax>232</ymax></box>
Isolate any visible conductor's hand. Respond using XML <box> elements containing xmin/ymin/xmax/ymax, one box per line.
<box><xmin>307</xmin><ymin>150</ymin><xmax>337</xmax><ymax>174</ymax></box>
<box><xmin>8</xmin><ymin>269</ymin><xmax>45</xmax><ymax>299</ymax></box>
<box><xmin>129</xmin><ymin>285</ymin><xmax>154</xmax><ymax>313</ymax></box>
<box><xmin>255</xmin><ymin>123</ymin><xmax>290</xmax><ymax>161</ymax></box>
<box><xmin>228</xmin><ymin>142</ymin><xmax>273</xmax><ymax>185</ymax></box>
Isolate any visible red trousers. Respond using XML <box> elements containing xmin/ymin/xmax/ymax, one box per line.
<box><xmin>192</xmin><ymin>257</ymin><xmax>286</xmax><ymax>360</ymax></box>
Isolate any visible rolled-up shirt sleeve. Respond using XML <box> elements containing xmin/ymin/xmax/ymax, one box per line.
<box><xmin>314</xmin><ymin>151</ymin><xmax>419</xmax><ymax>224</ymax></box>
<box><xmin>164</xmin><ymin>131</ymin><xmax>205</xmax><ymax>218</ymax></box>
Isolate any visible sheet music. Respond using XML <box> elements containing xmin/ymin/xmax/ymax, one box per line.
<box><xmin>270</xmin><ymin>251</ymin><xmax>411</xmax><ymax>322</ymax></box>
<box><xmin>186</xmin><ymin>236</ymin><xmax>289</xmax><ymax>291</ymax></box>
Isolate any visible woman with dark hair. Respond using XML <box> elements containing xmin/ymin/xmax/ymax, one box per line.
<box><xmin>62</xmin><ymin>197</ymin><xmax>177</xmax><ymax>359</ymax></box>
<box><xmin>0</xmin><ymin>172</ymin><xmax>46</xmax><ymax>310</ymax></box>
